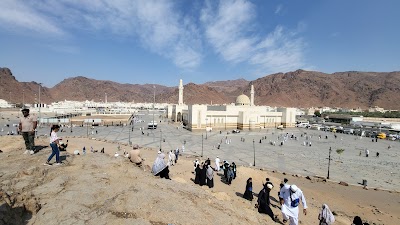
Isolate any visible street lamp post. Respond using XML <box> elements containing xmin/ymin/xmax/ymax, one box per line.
<box><xmin>201</xmin><ymin>133</ymin><xmax>204</xmax><ymax>157</ymax></box>
<box><xmin>253</xmin><ymin>139</ymin><xmax>256</xmax><ymax>166</ymax></box>
<box><xmin>160</xmin><ymin>129</ymin><xmax>162</xmax><ymax>151</ymax></box>
<box><xmin>38</xmin><ymin>83</ymin><xmax>42</xmax><ymax>127</ymax></box>
<box><xmin>128</xmin><ymin>114</ymin><xmax>132</xmax><ymax>146</ymax></box>
<box><xmin>205</xmin><ymin>118</ymin><xmax>208</xmax><ymax>139</ymax></box>
<box><xmin>327</xmin><ymin>147</ymin><xmax>332</xmax><ymax>179</ymax></box>
<box><xmin>152</xmin><ymin>86</ymin><xmax>155</xmax><ymax>142</ymax></box>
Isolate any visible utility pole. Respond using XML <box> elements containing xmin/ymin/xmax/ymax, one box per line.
<box><xmin>253</xmin><ymin>139</ymin><xmax>256</xmax><ymax>166</ymax></box>
<box><xmin>152</xmin><ymin>86</ymin><xmax>155</xmax><ymax>142</ymax></box>
<box><xmin>22</xmin><ymin>90</ymin><xmax>25</xmax><ymax>108</ymax></box>
<box><xmin>205</xmin><ymin>118</ymin><xmax>208</xmax><ymax>139</ymax></box>
<box><xmin>160</xmin><ymin>129</ymin><xmax>162</xmax><ymax>151</ymax></box>
<box><xmin>201</xmin><ymin>133</ymin><xmax>204</xmax><ymax>157</ymax></box>
<box><xmin>327</xmin><ymin>147</ymin><xmax>332</xmax><ymax>179</ymax></box>
<box><xmin>128</xmin><ymin>114</ymin><xmax>132</xmax><ymax>146</ymax></box>
<box><xmin>38</xmin><ymin>83</ymin><xmax>42</xmax><ymax>127</ymax></box>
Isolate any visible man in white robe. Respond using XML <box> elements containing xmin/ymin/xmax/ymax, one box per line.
<box><xmin>168</xmin><ymin>150</ymin><xmax>175</xmax><ymax>166</ymax></box>
<box><xmin>279</xmin><ymin>184</ymin><xmax>307</xmax><ymax>225</ymax></box>
<box><xmin>215</xmin><ymin>156</ymin><xmax>221</xmax><ymax>171</ymax></box>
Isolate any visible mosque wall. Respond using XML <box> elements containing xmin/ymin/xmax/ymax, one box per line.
<box><xmin>278</xmin><ymin>108</ymin><xmax>296</xmax><ymax>127</ymax></box>
<box><xmin>166</xmin><ymin>105</ymin><xmax>173</xmax><ymax>119</ymax></box>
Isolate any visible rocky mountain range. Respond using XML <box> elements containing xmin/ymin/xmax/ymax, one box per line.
<box><xmin>1</xmin><ymin>67</ymin><xmax>400</xmax><ymax>109</ymax></box>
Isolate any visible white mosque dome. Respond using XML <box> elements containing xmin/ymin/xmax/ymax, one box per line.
<box><xmin>235</xmin><ymin>94</ymin><xmax>250</xmax><ymax>106</ymax></box>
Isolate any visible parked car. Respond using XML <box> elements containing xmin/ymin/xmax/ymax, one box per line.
<box><xmin>343</xmin><ymin>128</ymin><xmax>354</xmax><ymax>134</ymax></box>
<box><xmin>377</xmin><ymin>132</ymin><xmax>386</xmax><ymax>139</ymax></box>
<box><xmin>232</xmin><ymin>129</ymin><xmax>240</xmax><ymax>133</ymax></box>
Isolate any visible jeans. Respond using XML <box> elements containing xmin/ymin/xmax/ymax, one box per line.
<box><xmin>47</xmin><ymin>143</ymin><xmax>60</xmax><ymax>163</ymax></box>
<box><xmin>22</xmin><ymin>132</ymin><xmax>35</xmax><ymax>150</ymax></box>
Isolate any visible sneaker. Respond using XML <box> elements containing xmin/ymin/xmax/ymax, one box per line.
<box><xmin>43</xmin><ymin>162</ymin><xmax>52</xmax><ymax>166</ymax></box>
<box><xmin>54</xmin><ymin>163</ymin><xmax>62</xmax><ymax>166</ymax></box>
<box><xmin>23</xmin><ymin>150</ymin><xmax>29</xmax><ymax>154</ymax></box>
<box><xmin>29</xmin><ymin>150</ymin><xmax>35</xmax><ymax>155</ymax></box>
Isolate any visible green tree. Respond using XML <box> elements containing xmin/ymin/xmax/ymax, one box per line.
<box><xmin>314</xmin><ymin>110</ymin><xmax>321</xmax><ymax>117</ymax></box>
<box><xmin>336</xmin><ymin>148</ymin><xmax>345</xmax><ymax>160</ymax></box>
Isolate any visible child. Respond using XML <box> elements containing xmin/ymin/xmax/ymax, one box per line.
<box><xmin>44</xmin><ymin>125</ymin><xmax>62</xmax><ymax>166</ymax></box>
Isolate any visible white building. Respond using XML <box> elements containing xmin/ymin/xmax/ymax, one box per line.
<box><xmin>0</xmin><ymin>99</ymin><xmax>12</xmax><ymax>108</ymax></box>
<box><xmin>167</xmin><ymin>80</ymin><xmax>297</xmax><ymax>131</ymax></box>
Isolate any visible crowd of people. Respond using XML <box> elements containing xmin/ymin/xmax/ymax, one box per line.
<box><xmin>13</xmin><ymin>108</ymin><xmax>377</xmax><ymax>224</ymax></box>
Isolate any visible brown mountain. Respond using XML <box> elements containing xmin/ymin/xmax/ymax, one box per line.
<box><xmin>202</xmin><ymin>78</ymin><xmax>249</xmax><ymax>93</ymax></box>
<box><xmin>1</xmin><ymin>67</ymin><xmax>400</xmax><ymax>109</ymax></box>
<box><xmin>50</xmin><ymin>76</ymin><xmax>174</xmax><ymax>103</ymax></box>
<box><xmin>0</xmin><ymin>68</ymin><xmax>53</xmax><ymax>104</ymax></box>
<box><xmin>241</xmin><ymin>69</ymin><xmax>400</xmax><ymax>110</ymax></box>
<box><xmin>158</xmin><ymin>83</ymin><xmax>231</xmax><ymax>105</ymax></box>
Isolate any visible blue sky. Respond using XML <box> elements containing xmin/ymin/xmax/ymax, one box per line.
<box><xmin>0</xmin><ymin>0</ymin><xmax>399</xmax><ymax>88</ymax></box>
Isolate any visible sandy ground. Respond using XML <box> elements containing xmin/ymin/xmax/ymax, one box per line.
<box><xmin>1</xmin><ymin>135</ymin><xmax>399</xmax><ymax>225</ymax></box>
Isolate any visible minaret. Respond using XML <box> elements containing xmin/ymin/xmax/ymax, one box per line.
<box><xmin>105</xmin><ymin>93</ymin><xmax>107</xmax><ymax>103</ymax></box>
<box><xmin>250</xmin><ymin>84</ymin><xmax>255</xmax><ymax>106</ymax></box>
<box><xmin>178</xmin><ymin>79</ymin><xmax>184</xmax><ymax>105</ymax></box>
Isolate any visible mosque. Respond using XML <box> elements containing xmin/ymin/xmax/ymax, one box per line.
<box><xmin>167</xmin><ymin>80</ymin><xmax>296</xmax><ymax>131</ymax></box>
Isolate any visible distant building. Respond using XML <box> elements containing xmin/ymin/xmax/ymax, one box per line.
<box><xmin>0</xmin><ymin>99</ymin><xmax>12</xmax><ymax>108</ymax></box>
<box><xmin>368</xmin><ymin>106</ymin><xmax>386</xmax><ymax>113</ymax></box>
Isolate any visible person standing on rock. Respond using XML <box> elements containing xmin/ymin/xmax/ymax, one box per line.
<box><xmin>206</xmin><ymin>165</ymin><xmax>214</xmax><ymax>188</ymax></box>
<box><xmin>151</xmin><ymin>152</ymin><xmax>170</xmax><ymax>179</ymax></box>
<box><xmin>44</xmin><ymin>125</ymin><xmax>62</xmax><ymax>166</ymax></box>
<box><xmin>168</xmin><ymin>150</ymin><xmax>175</xmax><ymax>166</ymax></box>
<box><xmin>227</xmin><ymin>165</ymin><xmax>234</xmax><ymax>185</ymax></box>
<box><xmin>174</xmin><ymin>149</ymin><xmax>179</xmax><ymax>164</ymax></box>
<box><xmin>318</xmin><ymin>204</ymin><xmax>335</xmax><ymax>225</ymax></box>
<box><xmin>279</xmin><ymin>184</ymin><xmax>307</xmax><ymax>225</ymax></box>
<box><xmin>19</xmin><ymin>108</ymin><xmax>37</xmax><ymax>155</ymax></box>
<box><xmin>199</xmin><ymin>162</ymin><xmax>207</xmax><ymax>186</ymax></box>
<box><xmin>215</xmin><ymin>156</ymin><xmax>221</xmax><ymax>171</ymax></box>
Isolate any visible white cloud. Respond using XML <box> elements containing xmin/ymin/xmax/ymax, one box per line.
<box><xmin>202</xmin><ymin>0</ymin><xmax>307</xmax><ymax>74</ymax></box>
<box><xmin>275</xmin><ymin>4</ymin><xmax>283</xmax><ymax>14</ymax></box>
<box><xmin>201</xmin><ymin>0</ymin><xmax>257</xmax><ymax>63</ymax></box>
<box><xmin>0</xmin><ymin>0</ymin><xmax>64</xmax><ymax>36</ymax></box>
<box><xmin>251</xmin><ymin>26</ymin><xmax>305</xmax><ymax>73</ymax></box>
<box><xmin>0</xmin><ymin>0</ymin><xmax>203</xmax><ymax>69</ymax></box>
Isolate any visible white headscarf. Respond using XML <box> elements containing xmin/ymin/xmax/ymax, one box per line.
<box><xmin>152</xmin><ymin>153</ymin><xmax>167</xmax><ymax>175</ymax></box>
<box><xmin>206</xmin><ymin>165</ymin><xmax>214</xmax><ymax>180</ymax></box>
<box><xmin>319</xmin><ymin>204</ymin><xmax>335</xmax><ymax>225</ymax></box>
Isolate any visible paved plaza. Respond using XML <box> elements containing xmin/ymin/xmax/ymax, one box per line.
<box><xmin>1</xmin><ymin>110</ymin><xmax>399</xmax><ymax>191</ymax></box>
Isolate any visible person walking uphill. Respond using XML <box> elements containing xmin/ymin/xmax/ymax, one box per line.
<box><xmin>318</xmin><ymin>204</ymin><xmax>335</xmax><ymax>225</ymax></box>
<box><xmin>243</xmin><ymin>178</ymin><xmax>253</xmax><ymax>201</ymax></box>
<box><xmin>44</xmin><ymin>125</ymin><xmax>62</xmax><ymax>165</ymax></box>
<box><xmin>280</xmin><ymin>184</ymin><xmax>307</xmax><ymax>225</ymax></box>
<box><xmin>19</xmin><ymin>108</ymin><xmax>37</xmax><ymax>155</ymax></box>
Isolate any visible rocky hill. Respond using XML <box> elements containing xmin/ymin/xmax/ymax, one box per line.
<box><xmin>1</xmin><ymin>67</ymin><xmax>400</xmax><ymax>109</ymax></box>
<box><xmin>243</xmin><ymin>70</ymin><xmax>400</xmax><ymax>109</ymax></box>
